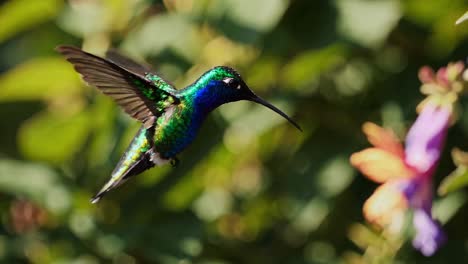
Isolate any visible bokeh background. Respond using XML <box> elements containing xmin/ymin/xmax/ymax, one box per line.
<box><xmin>0</xmin><ymin>0</ymin><xmax>468</xmax><ymax>263</ymax></box>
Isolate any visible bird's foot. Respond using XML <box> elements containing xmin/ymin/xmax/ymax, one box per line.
<box><xmin>170</xmin><ymin>157</ymin><xmax>179</xmax><ymax>167</ymax></box>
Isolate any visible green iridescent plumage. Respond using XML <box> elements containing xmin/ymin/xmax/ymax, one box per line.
<box><xmin>96</xmin><ymin>126</ymin><xmax>154</xmax><ymax>195</ymax></box>
<box><xmin>57</xmin><ymin>45</ymin><xmax>301</xmax><ymax>203</ymax></box>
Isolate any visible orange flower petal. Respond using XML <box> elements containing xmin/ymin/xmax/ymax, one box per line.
<box><xmin>350</xmin><ymin>148</ymin><xmax>414</xmax><ymax>183</ymax></box>
<box><xmin>363</xmin><ymin>183</ymin><xmax>408</xmax><ymax>228</ymax></box>
<box><xmin>362</xmin><ymin>122</ymin><xmax>405</xmax><ymax>158</ymax></box>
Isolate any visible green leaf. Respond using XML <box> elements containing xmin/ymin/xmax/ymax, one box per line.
<box><xmin>0</xmin><ymin>0</ymin><xmax>62</xmax><ymax>43</ymax></box>
<box><xmin>122</xmin><ymin>14</ymin><xmax>195</xmax><ymax>60</ymax></box>
<box><xmin>0</xmin><ymin>57</ymin><xmax>82</xmax><ymax>102</ymax></box>
<box><xmin>451</xmin><ymin>148</ymin><xmax>468</xmax><ymax>166</ymax></box>
<box><xmin>0</xmin><ymin>159</ymin><xmax>71</xmax><ymax>213</ymax></box>
<box><xmin>438</xmin><ymin>166</ymin><xmax>468</xmax><ymax>195</ymax></box>
<box><xmin>245</xmin><ymin>57</ymin><xmax>281</xmax><ymax>92</ymax></box>
<box><xmin>316</xmin><ymin>156</ymin><xmax>355</xmax><ymax>197</ymax></box>
<box><xmin>18</xmin><ymin>110</ymin><xmax>91</xmax><ymax>164</ymax></box>
<box><xmin>0</xmin><ymin>159</ymin><xmax>58</xmax><ymax>200</ymax></box>
<box><xmin>335</xmin><ymin>0</ymin><xmax>401</xmax><ymax>48</ymax></box>
<box><xmin>433</xmin><ymin>192</ymin><xmax>466</xmax><ymax>224</ymax></box>
<box><xmin>58</xmin><ymin>0</ymin><xmax>109</xmax><ymax>37</ymax></box>
<box><xmin>58</xmin><ymin>0</ymin><xmax>136</xmax><ymax>37</ymax></box>
<box><xmin>282</xmin><ymin>44</ymin><xmax>346</xmax><ymax>89</ymax></box>
<box><xmin>86</xmin><ymin>96</ymin><xmax>117</xmax><ymax>168</ymax></box>
<box><xmin>224</xmin><ymin>0</ymin><xmax>289</xmax><ymax>32</ymax></box>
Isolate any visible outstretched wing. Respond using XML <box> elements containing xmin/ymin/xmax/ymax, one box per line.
<box><xmin>105</xmin><ymin>48</ymin><xmax>155</xmax><ymax>78</ymax></box>
<box><xmin>56</xmin><ymin>45</ymin><xmax>178</xmax><ymax>128</ymax></box>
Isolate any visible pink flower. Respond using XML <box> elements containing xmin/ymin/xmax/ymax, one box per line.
<box><xmin>350</xmin><ymin>103</ymin><xmax>450</xmax><ymax>256</ymax></box>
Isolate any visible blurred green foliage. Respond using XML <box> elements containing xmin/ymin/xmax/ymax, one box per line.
<box><xmin>0</xmin><ymin>0</ymin><xmax>467</xmax><ymax>263</ymax></box>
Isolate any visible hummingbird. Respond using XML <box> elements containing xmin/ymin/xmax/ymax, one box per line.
<box><xmin>56</xmin><ymin>45</ymin><xmax>301</xmax><ymax>203</ymax></box>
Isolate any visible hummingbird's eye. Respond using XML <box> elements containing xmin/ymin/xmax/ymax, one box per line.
<box><xmin>222</xmin><ymin>77</ymin><xmax>242</xmax><ymax>90</ymax></box>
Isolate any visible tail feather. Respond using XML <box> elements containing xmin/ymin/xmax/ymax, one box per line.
<box><xmin>91</xmin><ymin>151</ymin><xmax>155</xmax><ymax>203</ymax></box>
<box><xmin>91</xmin><ymin>125</ymin><xmax>156</xmax><ymax>203</ymax></box>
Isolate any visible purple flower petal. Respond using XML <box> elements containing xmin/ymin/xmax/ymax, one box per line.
<box><xmin>403</xmin><ymin>104</ymin><xmax>450</xmax><ymax>256</ymax></box>
<box><xmin>399</xmin><ymin>179</ymin><xmax>418</xmax><ymax>199</ymax></box>
<box><xmin>412</xmin><ymin>208</ymin><xmax>446</xmax><ymax>256</ymax></box>
<box><xmin>399</xmin><ymin>177</ymin><xmax>432</xmax><ymax>210</ymax></box>
<box><xmin>405</xmin><ymin>104</ymin><xmax>451</xmax><ymax>173</ymax></box>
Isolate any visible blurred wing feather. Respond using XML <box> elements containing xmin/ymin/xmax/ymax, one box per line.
<box><xmin>105</xmin><ymin>49</ymin><xmax>155</xmax><ymax>78</ymax></box>
<box><xmin>56</xmin><ymin>45</ymin><xmax>178</xmax><ymax>128</ymax></box>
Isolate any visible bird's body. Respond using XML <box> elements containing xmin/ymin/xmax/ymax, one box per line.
<box><xmin>57</xmin><ymin>45</ymin><xmax>301</xmax><ymax>203</ymax></box>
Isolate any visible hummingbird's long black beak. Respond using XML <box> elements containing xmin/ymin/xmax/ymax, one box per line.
<box><xmin>250</xmin><ymin>96</ymin><xmax>302</xmax><ymax>131</ymax></box>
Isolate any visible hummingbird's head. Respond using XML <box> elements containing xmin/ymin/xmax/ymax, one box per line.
<box><xmin>199</xmin><ymin>66</ymin><xmax>301</xmax><ymax>131</ymax></box>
